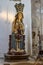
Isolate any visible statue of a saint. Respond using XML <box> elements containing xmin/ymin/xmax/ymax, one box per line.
<box><xmin>4</xmin><ymin>3</ymin><xmax>29</xmax><ymax>61</ymax></box>
<box><xmin>11</xmin><ymin>12</ymin><xmax>25</xmax><ymax>53</ymax></box>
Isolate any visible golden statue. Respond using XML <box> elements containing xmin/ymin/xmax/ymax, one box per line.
<box><xmin>4</xmin><ymin>3</ymin><xmax>29</xmax><ymax>61</ymax></box>
<box><xmin>12</xmin><ymin>12</ymin><xmax>24</xmax><ymax>34</ymax></box>
<box><xmin>11</xmin><ymin>11</ymin><xmax>25</xmax><ymax>53</ymax></box>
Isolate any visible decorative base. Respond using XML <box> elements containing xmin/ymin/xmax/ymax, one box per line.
<box><xmin>4</xmin><ymin>53</ymin><xmax>29</xmax><ymax>62</ymax></box>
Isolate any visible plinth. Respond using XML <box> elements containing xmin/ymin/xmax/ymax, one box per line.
<box><xmin>4</xmin><ymin>53</ymin><xmax>29</xmax><ymax>62</ymax></box>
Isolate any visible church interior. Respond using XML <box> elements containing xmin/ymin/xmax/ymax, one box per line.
<box><xmin>0</xmin><ymin>0</ymin><xmax>43</xmax><ymax>65</ymax></box>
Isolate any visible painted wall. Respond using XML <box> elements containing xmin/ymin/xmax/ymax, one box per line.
<box><xmin>0</xmin><ymin>0</ymin><xmax>32</xmax><ymax>57</ymax></box>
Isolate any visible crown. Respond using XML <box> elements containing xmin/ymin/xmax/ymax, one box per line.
<box><xmin>15</xmin><ymin>3</ymin><xmax>24</xmax><ymax>12</ymax></box>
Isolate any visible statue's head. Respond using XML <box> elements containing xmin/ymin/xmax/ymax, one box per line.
<box><xmin>14</xmin><ymin>3</ymin><xmax>24</xmax><ymax>22</ymax></box>
<box><xmin>15</xmin><ymin>12</ymin><xmax>24</xmax><ymax>20</ymax></box>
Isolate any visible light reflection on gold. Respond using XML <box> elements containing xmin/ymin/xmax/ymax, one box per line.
<box><xmin>0</xmin><ymin>11</ymin><xmax>15</xmax><ymax>23</ymax></box>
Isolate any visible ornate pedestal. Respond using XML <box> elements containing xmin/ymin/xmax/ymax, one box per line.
<box><xmin>4</xmin><ymin>54</ymin><xmax>29</xmax><ymax>62</ymax></box>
